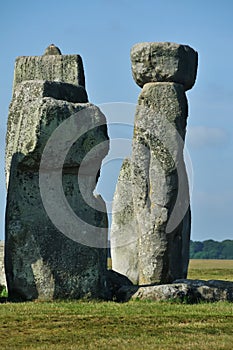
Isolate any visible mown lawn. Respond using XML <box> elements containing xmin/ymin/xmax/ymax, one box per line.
<box><xmin>0</xmin><ymin>260</ymin><xmax>232</xmax><ymax>349</ymax></box>
<box><xmin>188</xmin><ymin>259</ymin><xmax>233</xmax><ymax>281</ymax></box>
<box><xmin>0</xmin><ymin>300</ymin><xmax>233</xmax><ymax>349</ymax></box>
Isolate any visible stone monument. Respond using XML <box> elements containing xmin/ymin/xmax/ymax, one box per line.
<box><xmin>111</xmin><ymin>42</ymin><xmax>198</xmax><ymax>285</ymax></box>
<box><xmin>5</xmin><ymin>45</ymin><xmax>109</xmax><ymax>301</ymax></box>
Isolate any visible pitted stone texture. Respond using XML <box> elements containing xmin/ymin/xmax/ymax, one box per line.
<box><xmin>5</xmin><ymin>81</ymin><xmax>89</xmax><ymax>187</ymax></box>
<box><xmin>131</xmin><ymin>42</ymin><xmax>198</xmax><ymax>90</ymax></box>
<box><xmin>175</xmin><ymin>279</ymin><xmax>233</xmax><ymax>302</ymax></box>
<box><xmin>116</xmin><ymin>279</ymin><xmax>233</xmax><ymax>303</ymax></box>
<box><xmin>111</xmin><ymin>82</ymin><xmax>191</xmax><ymax>285</ymax></box>
<box><xmin>111</xmin><ymin>158</ymin><xmax>139</xmax><ymax>284</ymax></box>
<box><xmin>131</xmin><ymin>82</ymin><xmax>190</xmax><ymax>285</ymax></box>
<box><xmin>11</xmin><ymin>80</ymin><xmax>88</xmax><ymax>103</ymax></box>
<box><xmin>13</xmin><ymin>54</ymin><xmax>85</xmax><ymax>88</ymax></box>
<box><xmin>5</xmin><ymin>84</ymin><xmax>109</xmax><ymax>301</ymax></box>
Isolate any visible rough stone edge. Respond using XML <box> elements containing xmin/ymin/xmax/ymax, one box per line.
<box><xmin>13</xmin><ymin>54</ymin><xmax>86</xmax><ymax>89</ymax></box>
<box><xmin>112</xmin><ymin>279</ymin><xmax>233</xmax><ymax>303</ymax></box>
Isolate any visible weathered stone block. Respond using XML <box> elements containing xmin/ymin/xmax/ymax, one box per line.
<box><xmin>132</xmin><ymin>82</ymin><xmax>190</xmax><ymax>285</ymax></box>
<box><xmin>111</xmin><ymin>42</ymin><xmax>197</xmax><ymax>287</ymax></box>
<box><xmin>5</xmin><ymin>47</ymin><xmax>109</xmax><ymax>301</ymax></box>
<box><xmin>114</xmin><ymin>279</ymin><xmax>233</xmax><ymax>303</ymax></box>
<box><xmin>111</xmin><ymin>158</ymin><xmax>139</xmax><ymax>284</ymax></box>
<box><xmin>131</xmin><ymin>42</ymin><xmax>198</xmax><ymax>90</ymax></box>
<box><xmin>5</xmin><ymin>81</ymin><xmax>88</xmax><ymax>187</ymax></box>
<box><xmin>5</xmin><ymin>94</ymin><xmax>109</xmax><ymax>300</ymax></box>
<box><xmin>111</xmin><ymin>82</ymin><xmax>191</xmax><ymax>285</ymax></box>
<box><xmin>12</xmin><ymin>80</ymin><xmax>88</xmax><ymax>103</ymax></box>
<box><xmin>13</xmin><ymin>54</ymin><xmax>85</xmax><ymax>88</ymax></box>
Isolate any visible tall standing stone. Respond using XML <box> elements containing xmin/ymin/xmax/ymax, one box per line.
<box><xmin>111</xmin><ymin>42</ymin><xmax>197</xmax><ymax>285</ymax></box>
<box><xmin>5</xmin><ymin>46</ymin><xmax>109</xmax><ymax>301</ymax></box>
<box><xmin>111</xmin><ymin>158</ymin><xmax>139</xmax><ymax>284</ymax></box>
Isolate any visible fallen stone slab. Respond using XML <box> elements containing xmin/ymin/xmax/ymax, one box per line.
<box><xmin>174</xmin><ymin>279</ymin><xmax>233</xmax><ymax>302</ymax></box>
<box><xmin>115</xmin><ymin>279</ymin><xmax>233</xmax><ymax>303</ymax></box>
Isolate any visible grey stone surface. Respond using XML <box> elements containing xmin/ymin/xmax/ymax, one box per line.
<box><xmin>111</xmin><ymin>158</ymin><xmax>139</xmax><ymax>284</ymax></box>
<box><xmin>115</xmin><ymin>279</ymin><xmax>233</xmax><ymax>303</ymax></box>
<box><xmin>13</xmin><ymin>80</ymin><xmax>88</xmax><ymax>103</ymax></box>
<box><xmin>132</xmin><ymin>82</ymin><xmax>191</xmax><ymax>285</ymax></box>
<box><xmin>175</xmin><ymin>279</ymin><xmax>233</xmax><ymax>301</ymax></box>
<box><xmin>5</xmin><ymin>49</ymin><xmax>109</xmax><ymax>301</ymax></box>
<box><xmin>5</xmin><ymin>80</ymin><xmax>88</xmax><ymax>186</ymax></box>
<box><xmin>0</xmin><ymin>241</ymin><xmax>6</xmax><ymax>287</ymax></box>
<box><xmin>131</xmin><ymin>42</ymin><xmax>198</xmax><ymax>90</ymax></box>
<box><xmin>111</xmin><ymin>41</ymin><xmax>197</xmax><ymax>286</ymax></box>
<box><xmin>111</xmin><ymin>82</ymin><xmax>191</xmax><ymax>285</ymax></box>
<box><xmin>13</xmin><ymin>53</ymin><xmax>85</xmax><ymax>88</ymax></box>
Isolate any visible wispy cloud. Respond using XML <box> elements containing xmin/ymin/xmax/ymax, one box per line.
<box><xmin>187</xmin><ymin>126</ymin><xmax>228</xmax><ymax>149</ymax></box>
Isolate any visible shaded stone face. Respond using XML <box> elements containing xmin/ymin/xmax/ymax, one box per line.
<box><xmin>115</xmin><ymin>279</ymin><xmax>233</xmax><ymax>303</ymax></box>
<box><xmin>111</xmin><ymin>158</ymin><xmax>139</xmax><ymax>284</ymax></box>
<box><xmin>132</xmin><ymin>82</ymin><xmax>190</xmax><ymax>285</ymax></box>
<box><xmin>5</xmin><ymin>48</ymin><xmax>109</xmax><ymax>301</ymax></box>
<box><xmin>131</xmin><ymin>42</ymin><xmax>198</xmax><ymax>91</ymax></box>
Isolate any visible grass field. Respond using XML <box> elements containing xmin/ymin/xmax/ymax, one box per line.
<box><xmin>188</xmin><ymin>259</ymin><xmax>233</xmax><ymax>281</ymax></box>
<box><xmin>108</xmin><ymin>258</ymin><xmax>233</xmax><ymax>281</ymax></box>
<box><xmin>0</xmin><ymin>260</ymin><xmax>232</xmax><ymax>349</ymax></box>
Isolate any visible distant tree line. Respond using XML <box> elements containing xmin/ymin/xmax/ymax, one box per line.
<box><xmin>190</xmin><ymin>240</ymin><xmax>233</xmax><ymax>259</ymax></box>
<box><xmin>108</xmin><ymin>240</ymin><xmax>233</xmax><ymax>259</ymax></box>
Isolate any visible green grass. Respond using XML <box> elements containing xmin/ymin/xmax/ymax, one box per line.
<box><xmin>188</xmin><ymin>259</ymin><xmax>233</xmax><ymax>281</ymax></box>
<box><xmin>0</xmin><ymin>286</ymin><xmax>8</xmax><ymax>298</ymax></box>
<box><xmin>0</xmin><ymin>260</ymin><xmax>233</xmax><ymax>349</ymax></box>
<box><xmin>108</xmin><ymin>258</ymin><xmax>233</xmax><ymax>281</ymax></box>
<box><xmin>0</xmin><ymin>300</ymin><xmax>233</xmax><ymax>349</ymax></box>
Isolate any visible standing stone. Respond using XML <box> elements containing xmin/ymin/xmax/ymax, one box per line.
<box><xmin>5</xmin><ymin>47</ymin><xmax>109</xmax><ymax>301</ymax></box>
<box><xmin>111</xmin><ymin>158</ymin><xmax>138</xmax><ymax>284</ymax></box>
<box><xmin>111</xmin><ymin>42</ymin><xmax>197</xmax><ymax>285</ymax></box>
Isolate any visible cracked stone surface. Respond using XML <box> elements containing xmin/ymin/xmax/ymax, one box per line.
<box><xmin>111</xmin><ymin>42</ymin><xmax>197</xmax><ymax>285</ymax></box>
<box><xmin>5</xmin><ymin>47</ymin><xmax>109</xmax><ymax>301</ymax></box>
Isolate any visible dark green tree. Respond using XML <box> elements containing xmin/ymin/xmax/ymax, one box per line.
<box><xmin>189</xmin><ymin>239</ymin><xmax>233</xmax><ymax>259</ymax></box>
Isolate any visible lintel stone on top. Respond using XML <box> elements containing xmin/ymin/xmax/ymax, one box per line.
<box><xmin>13</xmin><ymin>49</ymin><xmax>85</xmax><ymax>89</ymax></box>
<box><xmin>131</xmin><ymin>42</ymin><xmax>198</xmax><ymax>91</ymax></box>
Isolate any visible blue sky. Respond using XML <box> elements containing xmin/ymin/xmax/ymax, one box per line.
<box><xmin>0</xmin><ymin>0</ymin><xmax>233</xmax><ymax>241</ymax></box>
